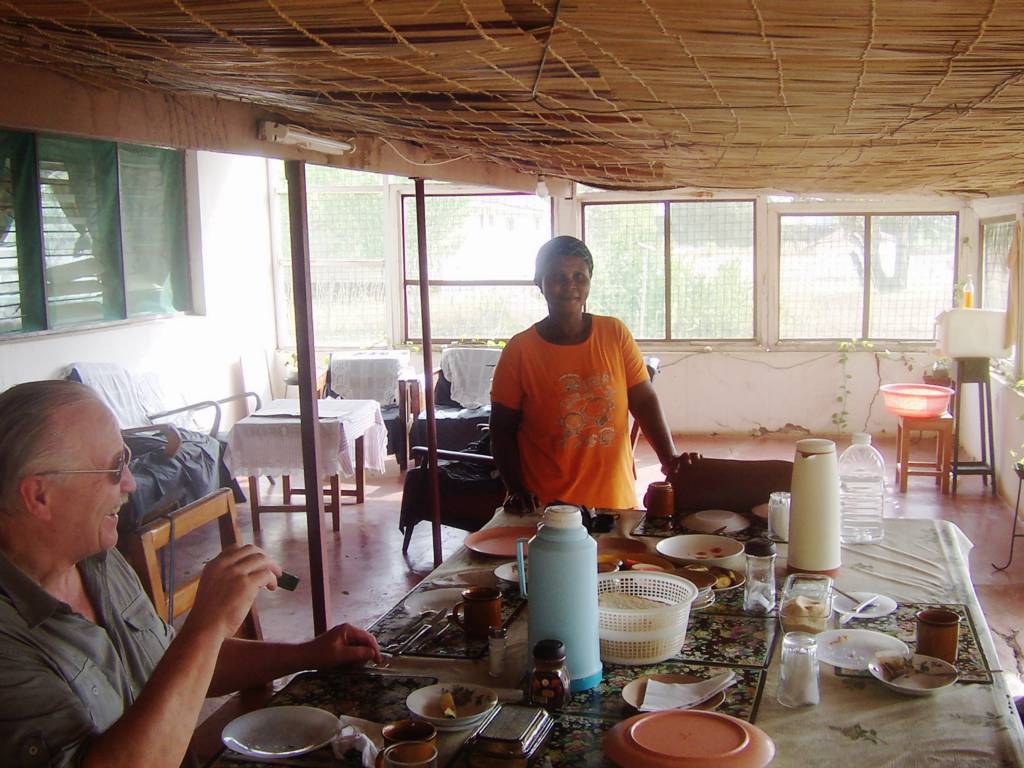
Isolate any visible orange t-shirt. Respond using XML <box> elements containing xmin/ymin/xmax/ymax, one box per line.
<box><xmin>490</xmin><ymin>315</ymin><xmax>649</xmax><ymax>509</ymax></box>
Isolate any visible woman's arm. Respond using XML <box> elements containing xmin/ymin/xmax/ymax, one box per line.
<box><xmin>627</xmin><ymin>379</ymin><xmax>679</xmax><ymax>476</ymax></box>
<box><xmin>489</xmin><ymin>403</ymin><xmax>538</xmax><ymax>514</ymax></box>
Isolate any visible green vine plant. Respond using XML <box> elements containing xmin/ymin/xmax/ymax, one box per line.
<box><xmin>832</xmin><ymin>339</ymin><xmax>916</xmax><ymax>435</ymax></box>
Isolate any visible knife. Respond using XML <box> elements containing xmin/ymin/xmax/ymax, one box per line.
<box><xmin>839</xmin><ymin>594</ymin><xmax>880</xmax><ymax>625</ymax></box>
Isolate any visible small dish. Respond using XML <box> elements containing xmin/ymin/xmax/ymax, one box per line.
<box><xmin>621</xmin><ymin>674</ymin><xmax>726</xmax><ymax>712</ymax></box>
<box><xmin>680</xmin><ymin>510</ymin><xmax>750</xmax><ymax>535</ymax></box>
<box><xmin>676</xmin><ymin>563</ymin><xmax>744</xmax><ymax>593</ymax></box>
<box><xmin>815</xmin><ymin>629</ymin><xmax>910</xmax><ymax>671</ymax></box>
<box><xmin>603</xmin><ymin>552</ymin><xmax>677</xmax><ymax>572</ymax></box>
<box><xmin>750</xmin><ymin>502</ymin><xmax>769</xmax><ymax>520</ymax></box>
<box><xmin>222</xmin><ymin>706</ymin><xmax>340</xmax><ymax>758</ymax></box>
<box><xmin>403</xmin><ymin>588</ymin><xmax>463</xmax><ymax>615</ymax></box>
<box><xmin>867</xmin><ymin>653</ymin><xmax>958</xmax><ymax>696</ymax></box>
<box><xmin>604</xmin><ymin>710</ymin><xmax>775</xmax><ymax>768</ymax></box>
<box><xmin>597</xmin><ymin>537</ymin><xmax>648</xmax><ymax>555</ymax></box>
<box><xmin>656</xmin><ymin>534</ymin><xmax>746</xmax><ymax>570</ymax></box>
<box><xmin>832</xmin><ymin>591</ymin><xmax>897</xmax><ymax>620</ymax></box>
<box><xmin>406</xmin><ymin>683</ymin><xmax>498</xmax><ymax>731</ymax></box>
<box><xmin>493</xmin><ymin>561</ymin><xmax>522</xmax><ymax>584</ymax></box>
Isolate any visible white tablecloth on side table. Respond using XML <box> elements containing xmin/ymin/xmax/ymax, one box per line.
<box><xmin>224</xmin><ymin>398</ymin><xmax>386</xmax><ymax>478</ymax></box>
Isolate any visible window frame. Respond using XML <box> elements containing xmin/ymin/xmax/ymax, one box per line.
<box><xmin>979</xmin><ymin>214</ymin><xmax>1014</xmax><ymax>310</ymax></box>
<box><xmin>579</xmin><ymin>197</ymin><xmax>758</xmax><ymax>343</ymax></box>
<box><xmin>398</xmin><ymin>189</ymin><xmax>554</xmax><ymax>344</ymax></box>
<box><xmin>0</xmin><ymin>128</ymin><xmax>191</xmax><ymax>339</ymax></box>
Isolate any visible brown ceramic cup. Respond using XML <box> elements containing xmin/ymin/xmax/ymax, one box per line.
<box><xmin>450</xmin><ymin>586</ymin><xmax>502</xmax><ymax>641</ymax></box>
<box><xmin>382</xmin><ymin>719</ymin><xmax>437</xmax><ymax>749</ymax></box>
<box><xmin>643</xmin><ymin>481</ymin><xmax>675</xmax><ymax>518</ymax></box>
<box><xmin>915</xmin><ymin>608</ymin><xmax>961</xmax><ymax>664</ymax></box>
<box><xmin>381</xmin><ymin>741</ymin><xmax>438</xmax><ymax>768</ymax></box>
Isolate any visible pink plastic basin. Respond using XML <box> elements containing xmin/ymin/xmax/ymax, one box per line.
<box><xmin>879</xmin><ymin>383</ymin><xmax>954</xmax><ymax>418</ymax></box>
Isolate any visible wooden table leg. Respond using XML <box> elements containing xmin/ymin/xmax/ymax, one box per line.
<box><xmin>897</xmin><ymin>419</ymin><xmax>909</xmax><ymax>493</ymax></box>
<box><xmin>328</xmin><ymin>475</ymin><xmax>340</xmax><ymax>531</ymax></box>
<box><xmin>355</xmin><ymin>435</ymin><xmax>365</xmax><ymax>504</ymax></box>
<box><xmin>282</xmin><ymin>475</ymin><xmax>292</xmax><ymax>503</ymax></box>
<box><xmin>247</xmin><ymin>476</ymin><xmax>262</xmax><ymax>534</ymax></box>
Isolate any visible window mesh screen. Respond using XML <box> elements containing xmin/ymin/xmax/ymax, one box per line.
<box><xmin>0</xmin><ymin>140</ymin><xmax>20</xmax><ymax>333</ymax></box>
<box><xmin>670</xmin><ymin>201</ymin><xmax>754</xmax><ymax>339</ymax></box>
<box><xmin>867</xmin><ymin>215</ymin><xmax>955</xmax><ymax>340</ymax></box>
<box><xmin>583</xmin><ymin>202</ymin><xmax>665</xmax><ymax>339</ymax></box>
<box><xmin>982</xmin><ymin>219</ymin><xmax>1013</xmax><ymax>311</ymax></box>
<box><xmin>406</xmin><ymin>284</ymin><xmax>547</xmax><ymax>340</ymax></box>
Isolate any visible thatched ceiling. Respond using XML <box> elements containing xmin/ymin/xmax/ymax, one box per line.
<box><xmin>3</xmin><ymin>1</ymin><xmax>1024</xmax><ymax>196</ymax></box>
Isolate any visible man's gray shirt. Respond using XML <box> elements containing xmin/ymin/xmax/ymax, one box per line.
<box><xmin>0</xmin><ymin>547</ymin><xmax>173</xmax><ymax>766</ymax></box>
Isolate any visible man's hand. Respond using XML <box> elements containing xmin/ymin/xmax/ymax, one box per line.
<box><xmin>188</xmin><ymin>544</ymin><xmax>281</xmax><ymax>641</ymax></box>
<box><xmin>306</xmin><ymin>624</ymin><xmax>382</xmax><ymax>669</ymax></box>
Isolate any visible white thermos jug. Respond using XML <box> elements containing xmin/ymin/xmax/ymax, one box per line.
<box><xmin>787</xmin><ymin>438</ymin><xmax>841</xmax><ymax>573</ymax></box>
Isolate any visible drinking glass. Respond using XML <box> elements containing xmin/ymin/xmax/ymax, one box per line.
<box><xmin>777</xmin><ymin>632</ymin><xmax>820</xmax><ymax>707</ymax></box>
<box><xmin>767</xmin><ymin>491</ymin><xmax>790</xmax><ymax>542</ymax></box>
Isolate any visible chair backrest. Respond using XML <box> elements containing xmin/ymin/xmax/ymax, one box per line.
<box><xmin>439</xmin><ymin>346</ymin><xmax>501</xmax><ymax>408</ymax></box>
<box><xmin>66</xmin><ymin>361</ymin><xmax>153</xmax><ymax>428</ymax></box>
<box><xmin>121</xmin><ymin>488</ymin><xmax>262</xmax><ymax>640</ymax></box>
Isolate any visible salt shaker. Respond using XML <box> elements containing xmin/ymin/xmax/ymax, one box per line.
<box><xmin>777</xmin><ymin>632</ymin><xmax>820</xmax><ymax>707</ymax></box>
<box><xmin>743</xmin><ymin>538</ymin><xmax>777</xmax><ymax>615</ymax></box>
<box><xmin>488</xmin><ymin>626</ymin><xmax>507</xmax><ymax>677</ymax></box>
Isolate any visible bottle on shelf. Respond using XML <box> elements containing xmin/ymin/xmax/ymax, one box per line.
<box><xmin>962</xmin><ymin>274</ymin><xmax>975</xmax><ymax>308</ymax></box>
<box><xmin>838</xmin><ymin>433</ymin><xmax>886</xmax><ymax>544</ymax></box>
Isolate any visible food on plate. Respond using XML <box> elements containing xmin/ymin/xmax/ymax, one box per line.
<box><xmin>678</xmin><ymin>563</ymin><xmax>738</xmax><ymax>590</ymax></box>
<box><xmin>598</xmin><ymin>591</ymin><xmax>664</xmax><ymax>610</ymax></box>
<box><xmin>780</xmin><ymin>595</ymin><xmax>830</xmax><ymax>634</ymax></box>
<box><xmin>440</xmin><ymin>690</ymin><xmax>457</xmax><ymax>718</ymax></box>
<box><xmin>627</xmin><ymin>562</ymin><xmax>666</xmax><ymax>572</ymax></box>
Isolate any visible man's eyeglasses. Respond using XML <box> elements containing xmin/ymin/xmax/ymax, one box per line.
<box><xmin>36</xmin><ymin>445</ymin><xmax>132</xmax><ymax>484</ymax></box>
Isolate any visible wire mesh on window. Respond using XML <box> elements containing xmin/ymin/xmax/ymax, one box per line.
<box><xmin>670</xmin><ymin>201</ymin><xmax>754</xmax><ymax>339</ymax></box>
<box><xmin>279</xmin><ymin>260</ymin><xmax>388</xmax><ymax>347</ymax></box>
<box><xmin>868</xmin><ymin>215</ymin><xmax>956</xmax><ymax>339</ymax></box>
<box><xmin>583</xmin><ymin>202</ymin><xmax>665</xmax><ymax>339</ymax></box>
<box><xmin>118</xmin><ymin>145</ymin><xmax>188</xmax><ymax>316</ymax></box>
<box><xmin>402</xmin><ymin>194</ymin><xmax>549</xmax><ymax>282</ymax></box>
<box><xmin>272</xmin><ymin>162</ymin><xmax>388</xmax><ymax>346</ymax></box>
<box><xmin>406</xmin><ymin>284</ymin><xmax>547</xmax><ymax>341</ymax></box>
<box><xmin>37</xmin><ymin>136</ymin><xmax>124</xmax><ymax>327</ymax></box>
<box><xmin>982</xmin><ymin>219</ymin><xmax>1013</xmax><ymax>311</ymax></box>
<box><xmin>779</xmin><ymin>215</ymin><xmax>865</xmax><ymax>340</ymax></box>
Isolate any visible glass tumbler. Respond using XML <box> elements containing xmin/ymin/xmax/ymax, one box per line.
<box><xmin>767</xmin><ymin>491</ymin><xmax>791</xmax><ymax>542</ymax></box>
<box><xmin>777</xmin><ymin>631</ymin><xmax>820</xmax><ymax>707</ymax></box>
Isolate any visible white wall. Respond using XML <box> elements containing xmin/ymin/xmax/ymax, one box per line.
<box><xmin>0</xmin><ymin>151</ymin><xmax>278</xmax><ymax>430</ymax></box>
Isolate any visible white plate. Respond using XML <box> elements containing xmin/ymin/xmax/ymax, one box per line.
<box><xmin>868</xmin><ymin>653</ymin><xmax>958</xmax><ymax>697</ymax></box>
<box><xmin>426</xmin><ymin>569</ymin><xmax>496</xmax><ymax>589</ymax></box>
<box><xmin>680</xmin><ymin>510</ymin><xmax>750</xmax><ymax>534</ymax></box>
<box><xmin>751</xmin><ymin>502</ymin><xmax>769</xmax><ymax>520</ymax></box>
<box><xmin>406</xmin><ymin>683</ymin><xmax>498</xmax><ymax>731</ymax></box>
<box><xmin>222</xmin><ymin>706</ymin><xmax>339</xmax><ymax>758</ymax></box>
<box><xmin>403</xmin><ymin>588</ymin><xmax>464</xmax><ymax>615</ymax></box>
<box><xmin>832</xmin><ymin>591</ymin><xmax>897</xmax><ymax>620</ymax></box>
<box><xmin>815</xmin><ymin>629</ymin><xmax>910</xmax><ymax>670</ymax></box>
<box><xmin>494</xmin><ymin>561</ymin><xmax>523</xmax><ymax>584</ymax></box>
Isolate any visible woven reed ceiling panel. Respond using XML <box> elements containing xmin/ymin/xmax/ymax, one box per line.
<box><xmin>3</xmin><ymin>1</ymin><xmax>1024</xmax><ymax>194</ymax></box>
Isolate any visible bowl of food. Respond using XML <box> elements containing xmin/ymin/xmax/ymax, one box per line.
<box><xmin>406</xmin><ymin>683</ymin><xmax>497</xmax><ymax>731</ymax></box>
<box><xmin>655</xmin><ymin>535</ymin><xmax>745</xmax><ymax>570</ymax></box>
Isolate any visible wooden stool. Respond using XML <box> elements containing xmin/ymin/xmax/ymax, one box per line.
<box><xmin>896</xmin><ymin>413</ymin><xmax>953</xmax><ymax>494</ymax></box>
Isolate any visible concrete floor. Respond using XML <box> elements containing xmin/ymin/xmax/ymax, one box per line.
<box><xmin>182</xmin><ymin>432</ymin><xmax>1024</xmax><ymax>700</ymax></box>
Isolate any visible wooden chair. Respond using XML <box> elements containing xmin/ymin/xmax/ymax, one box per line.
<box><xmin>121</xmin><ymin>487</ymin><xmax>262</xmax><ymax>639</ymax></box>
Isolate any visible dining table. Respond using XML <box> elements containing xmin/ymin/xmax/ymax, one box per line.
<box><xmin>208</xmin><ymin>507</ymin><xmax>1024</xmax><ymax>768</ymax></box>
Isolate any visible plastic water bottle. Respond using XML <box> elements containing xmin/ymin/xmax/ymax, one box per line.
<box><xmin>838</xmin><ymin>433</ymin><xmax>885</xmax><ymax>544</ymax></box>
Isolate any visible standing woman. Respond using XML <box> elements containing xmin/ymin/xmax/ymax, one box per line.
<box><xmin>490</xmin><ymin>236</ymin><xmax>680</xmax><ymax>514</ymax></box>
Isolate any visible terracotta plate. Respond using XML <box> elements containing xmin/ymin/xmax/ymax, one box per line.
<box><xmin>621</xmin><ymin>674</ymin><xmax>726</xmax><ymax>712</ymax></box>
<box><xmin>463</xmin><ymin>526</ymin><xmax>537</xmax><ymax>558</ymax></box>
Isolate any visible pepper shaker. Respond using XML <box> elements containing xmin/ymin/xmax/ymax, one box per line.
<box><xmin>488</xmin><ymin>626</ymin><xmax>507</xmax><ymax>677</ymax></box>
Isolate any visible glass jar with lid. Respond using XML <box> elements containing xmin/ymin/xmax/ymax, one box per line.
<box><xmin>528</xmin><ymin>639</ymin><xmax>571</xmax><ymax>710</ymax></box>
<box><xmin>779</xmin><ymin>573</ymin><xmax>833</xmax><ymax>635</ymax></box>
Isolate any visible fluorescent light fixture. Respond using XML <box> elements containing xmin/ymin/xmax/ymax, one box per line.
<box><xmin>259</xmin><ymin>121</ymin><xmax>354</xmax><ymax>155</ymax></box>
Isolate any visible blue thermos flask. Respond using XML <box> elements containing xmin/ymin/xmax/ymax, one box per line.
<box><xmin>516</xmin><ymin>505</ymin><xmax>602</xmax><ymax>693</ymax></box>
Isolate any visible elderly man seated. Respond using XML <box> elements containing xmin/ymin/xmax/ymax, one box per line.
<box><xmin>0</xmin><ymin>380</ymin><xmax>381</xmax><ymax>767</ymax></box>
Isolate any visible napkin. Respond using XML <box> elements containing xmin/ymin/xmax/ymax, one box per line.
<box><xmin>332</xmin><ymin>715</ymin><xmax>383</xmax><ymax>768</ymax></box>
<box><xmin>640</xmin><ymin>671</ymin><xmax>736</xmax><ymax>712</ymax></box>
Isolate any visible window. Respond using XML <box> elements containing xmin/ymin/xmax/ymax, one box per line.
<box><xmin>402</xmin><ymin>193</ymin><xmax>551</xmax><ymax>341</ymax></box>
<box><xmin>980</xmin><ymin>217</ymin><xmax>1013</xmax><ymax>311</ymax></box>
<box><xmin>271</xmin><ymin>162</ymin><xmax>388</xmax><ymax>348</ymax></box>
<box><xmin>0</xmin><ymin>129</ymin><xmax>189</xmax><ymax>334</ymax></box>
<box><xmin>581</xmin><ymin>200</ymin><xmax>754</xmax><ymax>340</ymax></box>
<box><xmin>778</xmin><ymin>213</ymin><xmax>957</xmax><ymax>341</ymax></box>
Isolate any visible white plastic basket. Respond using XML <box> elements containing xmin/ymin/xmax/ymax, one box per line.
<box><xmin>596</xmin><ymin>572</ymin><xmax>697</xmax><ymax>664</ymax></box>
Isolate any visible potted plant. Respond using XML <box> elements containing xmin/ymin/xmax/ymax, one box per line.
<box><xmin>923</xmin><ymin>358</ymin><xmax>953</xmax><ymax>388</ymax></box>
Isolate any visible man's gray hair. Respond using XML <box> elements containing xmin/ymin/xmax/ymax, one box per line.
<box><xmin>0</xmin><ymin>380</ymin><xmax>102</xmax><ymax>514</ymax></box>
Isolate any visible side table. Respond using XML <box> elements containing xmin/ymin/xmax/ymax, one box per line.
<box><xmin>895</xmin><ymin>412</ymin><xmax>953</xmax><ymax>494</ymax></box>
